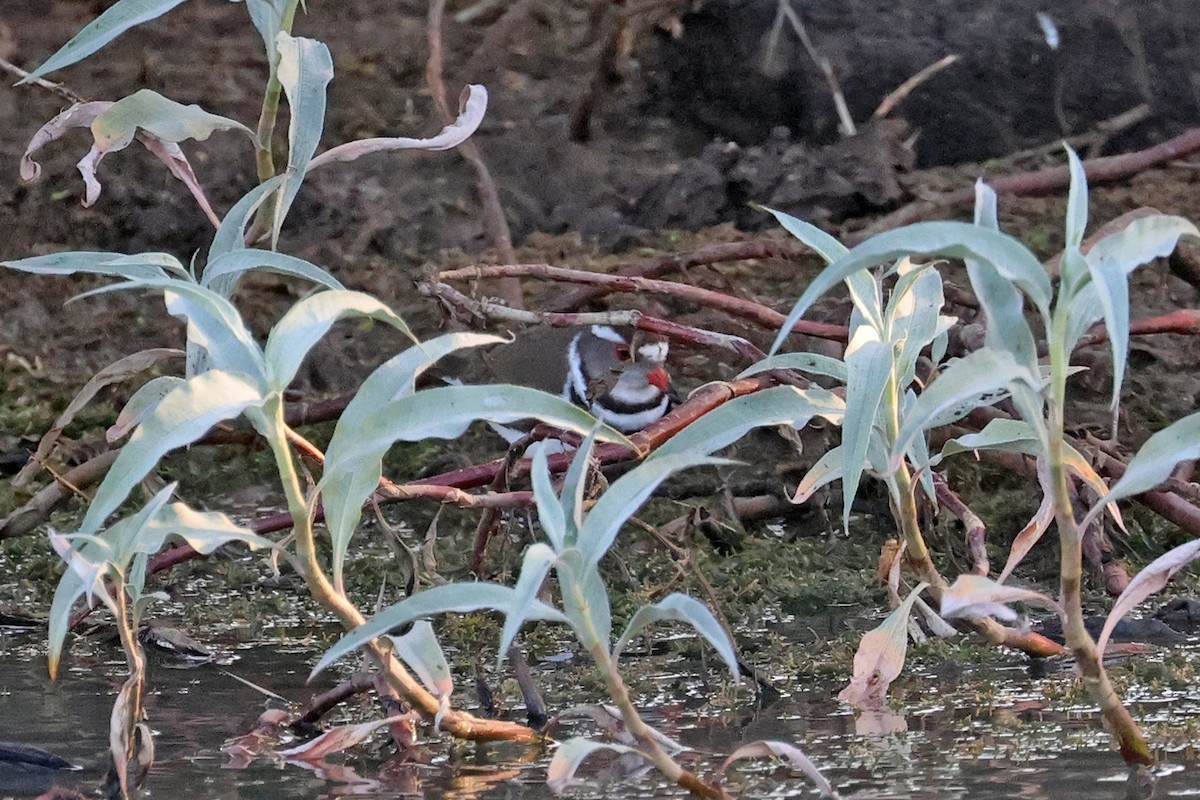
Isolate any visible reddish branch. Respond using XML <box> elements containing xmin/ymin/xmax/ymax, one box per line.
<box><xmin>548</xmin><ymin>238</ymin><xmax>814</xmax><ymax>312</ymax></box>
<box><xmin>854</xmin><ymin>126</ymin><xmax>1200</xmax><ymax>240</ymax></box>
<box><xmin>933</xmin><ymin>472</ymin><xmax>989</xmax><ymax>576</ymax></box>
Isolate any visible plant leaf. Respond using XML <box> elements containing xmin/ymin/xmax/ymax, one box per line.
<box><xmin>278</xmin><ymin>715</ymin><xmax>411</xmax><ymax>761</ymax></box>
<box><xmin>532</xmin><ymin>448</ymin><xmax>567</xmax><ymax>550</ymax></box>
<box><xmin>715</xmin><ymin>740</ymin><xmax>836</xmax><ymax>798</ymax></box>
<box><xmin>78</xmin><ymin>370</ymin><xmax>265</xmax><ymax>534</ymax></box>
<box><xmin>1096</xmin><ymin>539</ymin><xmax>1200</xmax><ymax>658</ymax></box>
<box><xmin>792</xmin><ymin>444</ymin><xmax>845</xmax><ymax>503</ymax></box>
<box><xmin>612</xmin><ymin>593</ymin><xmax>739</xmax><ymax>681</ymax></box>
<box><xmin>546</xmin><ymin>738</ymin><xmax>640</xmax><ymax>793</ymax></box>
<box><xmin>200</xmin><ymin>250</ymin><xmax>344</xmax><ymax>293</ymax></box>
<box><xmin>736</xmin><ymin>352</ymin><xmax>848</xmax><ymax>383</ymax></box>
<box><xmin>497</xmin><ymin>543</ymin><xmax>559</xmax><ymax>666</ymax></box>
<box><xmin>263</xmin><ymin>290</ymin><xmax>414</xmax><ymax>391</ymax></box>
<box><xmin>557</xmin><ymin>549</ymin><xmax>612</xmax><ymax>650</ymax></box>
<box><xmin>837</xmin><ymin>582</ymin><xmax>928</xmax><ymax>710</ymax></box>
<box><xmin>311</xmin><ymin>583</ymin><xmax>566</xmax><ymax>678</ymax></box>
<box><xmin>1063</xmin><ymin>145</ymin><xmax>1089</xmax><ymax>249</ymax></box>
<box><xmin>271</xmin><ymin>33</ymin><xmax>334</xmax><ymax>247</ymax></box>
<box><xmin>938</xmin><ymin>574</ymin><xmax>1061</xmax><ymax>621</ymax></box>
<box><xmin>306</xmin><ymin>85</ymin><xmax>489</xmax><ymax>170</ymax></box>
<box><xmin>107</xmin><ymin>375</ymin><xmax>186</xmax><ymax>443</ymax></box>
<box><xmin>204</xmin><ymin>176</ymin><xmax>287</xmax><ymax>297</ymax></box>
<box><xmin>560</xmin><ymin>428</ymin><xmax>599</xmax><ymax>543</ymax></box>
<box><xmin>770</xmin><ymin>220</ymin><xmax>1051</xmax><ymax>356</ymax></box>
<box><xmin>840</xmin><ymin>328</ymin><xmax>892</xmax><ymax>532</ymax></box>
<box><xmin>19</xmin><ymin>0</ymin><xmax>190</xmax><ymax>83</ymax></box>
<box><xmin>1083</xmin><ymin>411</ymin><xmax>1200</xmax><ymax>530</ymax></box>
<box><xmin>650</xmin><ymin>386</ymin><xmax>844</xmax><ymax>460</ymax></box>
<box><xmin>388</xmin><ymin>621</ymin><xmax>453</xmax><ymax>698</ymax></box>
<box><xmin>3</xmin><ymin>250</ymin><xmax>175</xmax><ymax>280</ymax></box>
<box><xmin>578</xmin><ymin>454</ymin><xmax>733</xmax><ymax>567</ymax></box>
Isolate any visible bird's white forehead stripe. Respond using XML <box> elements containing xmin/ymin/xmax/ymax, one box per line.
<box><xmin>589</xmin><ymin>325</ymin><xmax>625</xmax><ymax>344</ymax></box>
<box><xmin>637</xmin><ymin>342</ymin><xmax>668</xmax><ymax>362</ymax></box>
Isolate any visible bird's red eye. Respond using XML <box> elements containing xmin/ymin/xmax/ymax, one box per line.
<box><xmin>615</xmin><ymin>344</ymin><xmax>631</xmax><ymax>361</ymax></box>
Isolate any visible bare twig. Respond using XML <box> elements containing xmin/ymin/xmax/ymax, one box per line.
<box><xmin>874</xmin><ymin>55</ymin><xmax>959</xmax><ymax>119</ymax></box>
<box><xmin>933</xmin><ymin>472</ymin><xmax>988</xmax><ymax>576</ymax></box>
<box><xmin>776</xmin><ymin>0</ymin><xmax>855</xmax><ymax>136</ymax></box>
<box><xmin>426</xmin><ymin>0</ymin><xmax>524</xmax><ymax>308</ymax></box>
<box><xmin>0</xmin><ymin>55</ymin><xmax>86</xmax><ymax>104</ymax></box>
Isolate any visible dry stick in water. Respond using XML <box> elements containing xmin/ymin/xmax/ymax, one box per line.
<box><xmin>426</xmin><ymin>0</ymin><xmax>524</xmax><ymax>309</ymax></box>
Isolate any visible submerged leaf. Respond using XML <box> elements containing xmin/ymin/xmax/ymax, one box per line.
<box><xmin>837</xmin><ymin>582</ymin><xmax>928</xmax><ymax>710</ymax></box>
<box><xmin>278</xmin><ymin>715</ymin><xmax>412</xmax><ymax>761</ymax></box>
<box><xmin>716</xmin><ymin>740</ymin><xmax>836</xmax><ymax>798</ymax></box>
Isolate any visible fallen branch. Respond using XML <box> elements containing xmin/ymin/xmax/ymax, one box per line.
<box><xmin>933</xmin><ymin>472</ymin><xmax>988</xmax><ymax>576</ymax></box>
<box><xmin>853</xmin><ymin>126</ymin><xmax>1200</xmax><ymax>239</ymax></box>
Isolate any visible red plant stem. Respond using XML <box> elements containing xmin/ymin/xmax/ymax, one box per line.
<box><xmin>1075</xmin><ymin>308</ymin><xmax>1200</xmax><ymax>349</ymax></box>
<box><xmin>547</xmin><ymin>238</ymin><xmax>813</xmax><ymax>312</ymax></box>
<box><xmin>933</xmin><ymin>472</ymin><xmax>989</xmax><ymax>576</ymax></box>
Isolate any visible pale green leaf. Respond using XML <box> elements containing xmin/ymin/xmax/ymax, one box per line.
<box><xmin>263</xmin><ymin>290</ymin><xmax>414</xmax><ymax>391</ymax></box>
<box><xmin>107</xmin><ymin>375</ymin><xmax>185</xmax><ymax>442</ymax></box>
<box><xmin>78</xmin><ymin>371</ymin><xmax>265</xmax><ymax>534</ymax></box>
<box><xmin>3</xmin><ymin>251</ymin><xmax>174</xmax><ymax>280</ymax></box>
<box><xmin>532</xmin><ymin>449</ymin><xmax>567</xmax><ymax>549</ymax></box>
<box><xmin>1083</xmin><ymin>411</ymin><xmax>1200</xmax><ymax>529</ymax></box>
<box><xmin>89</xmin><ymin>90</ymin><xmax>252</xmax><ymax>153</ymax></box>
<box><xmin>272</xmin><ymin>33</ymin><xmax>334</xmax><ymax>247</ymax></box>
<box><xmin>311</xmin><ymin>583</ymin><xmax>566</xmax><ymax>678</ymax></box>
<box><xmin>204</xmin><ymin>175</ymin><xmax>287</xmax><ymax>297</ymax></box>
<box><xmin>557</xmin><ymin>549</ymin><xmax>612</xmax><ymax>649</ymax></box>
<box><xmin>792</xmin><ymin>444</ymin><xmax>844</xmax><ymax>503</ymax></box>
<box><xmin>389</xmin><ymin>621</ymin><xmax>453</xmax><ymax>697</ymax></box>
<box><xmin>546</xmin><ymin>738</ymin><xmax>640</xmax><ymax>793</ymax></box>
<box><xmin>19</xmin><ymin>0</ymin><xmax>190</xmax><ymax>83</ymax></box>
<box><xmin>650</xmin><ymin>386</ymin><xmax>844</xmax><ymax>460</ymax></box>
<box><xmin>841</xmin><ymin>329</ymin><xmax>892</xmax><ymax>533</ymax></box>
<box><xmin>560</xmin><ymin>428</ymin><xmax>599</xmax><ymax>543</ymax></box>
<box><xmin>771</xmin><ymin>221</ymin><xmax>1051</xmax><ymax>356</ymax></box>
<box><xmin>200</xmin><ymin>250</ymin><xmax>344</xmax><ymax>293</ymax></box>
<box><xmin>497</xmin><ymin>543</ymin><xmax>559</xmax><ymax>665</ymax></box>
<box><xmin>973</xmin><ymin>179</ymin><xmax>999</xmax><ymax>230</ymax></box>
<box><xmin>578</xmin><ymin>454</ymin><xmax>733</xmax><ymax>567</ymax></box>
<box><xmin>1063</xmin><ymin>145</ymin><xmax>1089</xmax><ymax>249</ymax></box>
<box><xmin>613</xmin><ymin>594</ymin><xmax>739</xmax><ymax>681</ymax></box>
<box><xmin>736</xmin><ymin>352</ymin><xmax>848</xmax><ymax>383</ymax></box>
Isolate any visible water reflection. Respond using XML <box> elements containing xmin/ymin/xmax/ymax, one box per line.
<box><xmin>2</xmin><ymin>626</ymin><xmax>1199</xmax><ymax>799</ymax></box>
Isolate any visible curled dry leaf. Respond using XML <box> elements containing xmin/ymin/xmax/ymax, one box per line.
<box><xmin>546</xmin><ymin>738</ymin><xmax>640</xmax><ymax>794</ymax></box>
<box><xmin>715</xmin><ymin>740</ymin><xmax>837</xmax><ymax>798</ymax></box>
<box><xmin>20</xmin><ymin>101</ymin><xmax>113</xmax><ymax>183</ymax></box>
<box><xmin>1096</xmin><ymin>538</ymin><xmax>1200</xmax><ymax>659</ymax></box>
<box><xmin>277</xmin><ymin>714</ymin><xmax>413</xmax><ymax>762</ymax></box>
<box><xmin>306</xmin><ymin>84</ymin><xmax>488</xmax><ymax>170</ymax></box>
<box><xmin>837</xmin><ymin>582</ymin><xmax>928</xmax><ymax>711</ymax></box>
<box><xmin>939</xmin><ymin>574</ymin><xmax>1062</xmax><ymax>622</ymax></box>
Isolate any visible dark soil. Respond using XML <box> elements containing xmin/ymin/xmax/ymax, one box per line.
<box><xmin>0</xmin><ymin>0</ymin><xmax>1199</xmax><ymax>562</ymax></box>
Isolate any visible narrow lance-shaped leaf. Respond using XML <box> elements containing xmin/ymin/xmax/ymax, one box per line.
<box><xmin>1082</xmin><ymin>411</ymin><xmax>1200</xmax><ymax>530</ymax></box>
<box><xmin>557</xmin><ymin>550</ymin><xmax>613</xmax><ymax>650</ymax></box>
<box><xmin>19</xmin><ymin>0</ymin><xmax>191</xmax><ymax>83</ymax></box>
<box><xmin>838</xmin><ymin>582</ymin><xmax>929</xmax><ymax>710</ymax></box>
<box><xmin>613</xmin><ymin>594</ymin><xmax>740</xmax><ymax>682</ymax></box>
<box><xmin>650</xmin><ymin>385</ymin><xmax>843</xmax><ymax>461</ymax></box>
<box><xmin>736</xmin><ymin>352</ymin><xmax>848</xmax><ymax>383</ymax></box>
<box><xmin>531</xmin><ymin>448</ymin><xmax>567</xmax><ymax>550</ymax></box>
<box><xmin>307</xmin><ymin>85</ymin><xmax>489</xmax><ymax>169</ymax></box>
<box><xmin>3</xmin><ymin>251</ymin><xmax>173</xmax><ymax>281</ymax></box>
<box><xmin>497</xmin><ymin>543</ymin><xmax>560</xmax><ymax>666</ymax></box>
<box><xmin>311</xmin><ymin>583</ymin><xmax>566</xmax><ymax>678</ymax></box>
<box><xmin>770</xmin><ymin>221</ymin><xmax>1052</xmax><ymax>356</ymax></box>
<box><xmin>263</xmin><ymin>290</ymin><xmax>414</xmax><ymax>391</ymax></box>
<box><xmin>547</xmin><ymin>739</ymin><xmax>640</xmax><ymax>793</ymax></box>
<box><xmin>840</xmin><ymin>329</ymin><xmax>892</xmax><ymax>533</ymax></box>
<box><xmin>1096</xmin><ymin>539</ymin><xmax>1200</xmax><ymax>659</ymax></box>
<box><xmin>388</xmin><ymin>621</ymin><xmax>453</xmax><ymax>699</ymax></box>
<box><xmin>939</xmin><ymin>574</ymin><xmax>1062</xmax><ymax>621</ymax></box>
<box><xmin>78</xmin><ymin>371</ymin><xmax>265</xmax><ymax>534</ymax></box>
<box><xmin>1063</xmin><ymin>144</ymin><xmax>1089</xmax><ymax>249</ymax></box>
<box><xmin>716</xmin><ymin>741</ymin><xmax>836</xmax><ymax>798</ymax></box>
<box><xmin>200</xmin><ymin>250</ymin><xmax>344</xmax><ymax>295</ymax></box>
<box><xmin>271</xmin><ymin>33</ymin><xmax>334</xmax><ymax>247</ymax></box>
<box><xmin>578</xmin><ymin>454</ymin><xmax>734</xmax><ymax>567</ymax></box>
<box><xmin>278</xmin><ymin>715</ymin><xmax>412</xmax><ymax>761</ymax></box>
<box><xmin>560</xmin><ymin>427</ymin><xmax>599</xmax><ymax>544</ymax></box>
<box><xmin>107</xmin><ymin>375</ymin><xmax>185</xmax><ymax>443</ymax></box>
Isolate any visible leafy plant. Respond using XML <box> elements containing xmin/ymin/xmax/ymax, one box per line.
<box><xmin>314</xmin><ymin>433</ymin><xmax>833</xmax><ymax>798</ymax></box>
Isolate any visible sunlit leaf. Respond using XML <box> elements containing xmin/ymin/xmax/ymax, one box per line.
<box><xmin>531</xmin><ymin>449</ymin><xmax>567</xmax><ymax>550</ymax></box>
<box><xmin>715</xmin><ymin>740</ymin><xmax>836</xmax><ymax>798</ymax></box>
<box><xmin>650</xmin><ymin>386</ymin><xmax>843</xmax><ymax>461</ymax></box>
<box><xmin>79</xmin><ymin>370</ymin><xmax>265</xmax><ymax>534</ymax></box>
<box><xmin>612</xmin><ymin>594</ymin><xmax>739</xmax><ymax>681</ymax></box>
<box><xmin>200</xmin><ymin>250</ymin><xmax>344</xmax><ymax>293</ymax></box>
<box><xmin>271</xmin><ymin>33</ymin><xmax>334</xmax><ymax>247</ymax></box>
<box><xmin>578</xmin><ymin>454</ymin><xmax>732</xmax><ymax>567</ymax></box>
<box><xmin>108</xmin><ymin>376</ymin><xmax>185</xmax><ymax>443</ymax></box>
<box><xmin>1063</xmin><ymin>145</ymin><xmax>1089</xmax><ymax>249</ymax></box>
<box><xmin>1096</xmin><ymin>539</ymin><xmax>1200</xmax><ymax>658</ymax></box>
<box><xmin>560</xmin><ymin>428</ymin><xmax>599</xmax><ymax>543</ymax></box>
<box><xmin>497</xmin><ymin>543</ymin><xmax>559</xmax><ymax>666</ymax></box>
<box><xmin>557</xmin><ymin>549</ymin><xmax>612</xmax><ymax>650</ymax></box>
<box><xmin>1082</xmin><ymin>411</ymin><xmax>1200</xmax><ymax>530</ymax></box>
<box><xmin>840</xmin><ymin>328</ymin><xmax>891</xmax><ymax>532</ymax></box>
<box><xmin>263</xmin><ymin>290</ymin><xmax>414</xmax><ymax>391</ymax></box>
<box><xmin>938</xmin><ymin>574</ymin><xmax>1061</xmax><ymax>622</ymax></box>
<box><xmin>770</xmin><ymin>220</ymin><xmax>1051</xmax><ymax>356</ymax></box>
<box><xmin>19</xmin><ymin>0</ymin><xmax>191</xmax><ymax>83</ymax></box>
<box><xmin>388</xmin><ymin>621</ymin><xmax>453</xmax><ymax>698</ymax></box>
<box><xmin>837</xmin><ymin>582</ymin><xmax>928</xmax><ymax>711</ymax></box>
<box><xmin>736</xmin><ymin>352</ymin><xmax>848</xmax><ymax>383</ymax></box>
<box><xmin>792</xmin><ymin>445</ymin><xmax>845</xmax><ymax>504</ymax></box>
<box><xmin>311</xmin><ymin>583</ymin><xmax>566</xmax><ymax>678</ymax></box>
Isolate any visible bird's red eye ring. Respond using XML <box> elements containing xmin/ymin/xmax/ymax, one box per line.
<box><xmin>615</xmin><ymin>344</ymin><xmax>632</xmax><ymax>361</ymax></box>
